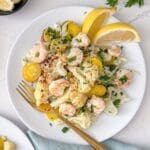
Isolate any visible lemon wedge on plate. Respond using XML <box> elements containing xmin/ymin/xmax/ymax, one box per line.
<box><xmin>93</xmin><ymin>22</ymin><xmax>141</xmax><ymax>46</ymax></box>
<box><xmin>82</xmin><ymin>7</ymin><xmax>116</xmax><ymax>40</ymax></box>
<box><xmin>0</xmin><ymin>0</ymin><xmax>14</xmax><ymax>11</ymax></box>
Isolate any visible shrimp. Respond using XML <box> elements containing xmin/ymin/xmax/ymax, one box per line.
<box><xmin>87</xmin><ymin>96</ymin><xmax>105</xmax><ymax>115</ymax></box>
<box><xmin>71</xmin><ymin>32</ymin><xmax>90</xmax><ymax>48</ymax></box>
<box><xmin>29</xmin><ymin>42</ymin><xmax>48</xmax><ymax>63</ymax></box>
<box><xmin>59</xmin><ymin>103</ymin><xmax>76</xmax><ymax>117</ymax></box>
<box><xmin>49</xmin><ymin>79</ymin><xmax>70</xmax><ymax>97</ymax></box>
<box><xmin>115</xmin><ymin>69</ymin><xmax>132</xmax><ymax>88</ymax></box>
<box><xmin>108</xmin><ymin>45</ymin><xmax>122</xmax><ymax>57</ymax></box>
<box><xmin>67</xmin><ymin>48</ymin><xmax>83</xmax><ymax>66</ymax></box>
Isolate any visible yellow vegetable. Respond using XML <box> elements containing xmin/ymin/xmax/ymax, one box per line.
<box><xmin>43</xmin><ymin>28</ymin><xmax>52</xmax><ymax>42</ymax></box>
<box><xmin>45</xmin><ymin>109</ymin><xmax>59</xmax><ymax>121</ymax></box>
<box><xmin>43</xmin><ymin>27</ymin><xmax>58</xmax><ymax>42</ymax></box>
<box><xmin>88</xmin><ymin>84</ymin><xmax>106</xmax><ymax>97</ymax></box>
<box><xmin>85</xmin><ymin>56</ymin><xmax>103</xmax><ymax>71</ymax></box>
<box><xmin>0</xmin><ymin>137</ymin><xmax>4</xmax><ymax>150</ymax></box>
<box><xmin>22</xmin><ymin>63</ymin><xmax>41</xmax><ymax>82</ymax></box>
<box><xmin>67</xmin><ymin>21</ymin><xmax>81</xmax><ymax>37</ymax></box>
<box><xmin>37</xmin><ymin>103</ymin><xmax>51</xmax><ymax>112</ymax></box>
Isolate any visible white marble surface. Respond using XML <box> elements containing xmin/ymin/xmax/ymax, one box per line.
<box><xmin>0</xmin><ymin>0</ymin><xmax>150</xmax><ymax>148</ymax></box>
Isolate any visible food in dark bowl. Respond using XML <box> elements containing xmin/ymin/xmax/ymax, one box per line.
<box><xmin>0</xmin><ymin>0</ymin><xmax>28</xmax><ymax>15</ymax></box>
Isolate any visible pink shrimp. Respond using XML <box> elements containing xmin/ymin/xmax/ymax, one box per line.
<box><xmin>115</xmin><ymin>69</ymin><xmax>132</xmax><ymax>88</ymax></box>
<box><xmin>59</xmin><ymin>103</ymin><xmax>76</xmax><ymax>117</ymax></box>
<box><xmin>87</xmin><ymin>96</ymin><xmax>105</xmax><ymax>115</ymax></box>
<box><xmin>49</xmin><ymin>79</ymin><xmax>70</xmax><ymax>97</ymax></box>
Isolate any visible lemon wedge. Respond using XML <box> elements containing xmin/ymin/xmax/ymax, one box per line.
<box><xmin>93</xmin><ymin>22</ymin><xmax>140</xmax><ymax>46</ymax></box>
<box><xmin>82</xmin><ymin>7</ymin><xmax>116</xmax><ymax>40</ymax></box>
<box><xmin>0</xmin><ymin>0</ymin><xmax>14</xmax><ymax>11</ymax></box>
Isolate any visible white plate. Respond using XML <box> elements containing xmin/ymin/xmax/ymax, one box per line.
<box><xmin>6</xmin><ymin>6</ymin><xmax>146</xmax><ymax>145</ymax></box>
<box><xmin>0</xmin><ymin>116</ymin><xmax>34</xmax><ymax>150</ymax></box>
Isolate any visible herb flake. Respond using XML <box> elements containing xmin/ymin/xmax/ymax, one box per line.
<box><xmin>113</xmin><ymin>99</ymin><xmax>121</xmax><ymax>108</ymax></box>
<box><xmin>62</xmin><ymin>127</ymin><xmax>69</xmax><ymax>133</ymax></box>
<box><xmin>99</xmin><ymin>75</ymin><xmax>110</xmax><ymax>81</ymax></box>
<box><xmin>68</xmin><ymin>56</ymin><xmax>76</xmax><ymax>62</ymax></box>
<box><xmin>119</xmin><ymin>75</ymin><xmax>128</xmax><ymax>84</ymax></box>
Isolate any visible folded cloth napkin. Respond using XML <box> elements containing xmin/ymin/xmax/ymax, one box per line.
<box><xmin>27</xmin><ymin>130</ymin><xmax>144</xmax><ymax>150</ymax></box>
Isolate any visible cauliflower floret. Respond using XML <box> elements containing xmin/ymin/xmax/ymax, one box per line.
<box><xmin>34</xmin><ymin>81</ymin><xmax>49</xmax><ymax>106</ymax></box>
<box><xmin>68</xmin><ymin>62</ymin><xmax>99</xmax><ymax>93</ymax></box>
<box><xmin>67</xmin><ymin>66</ymin><xmax>91</xmax><ymax>93</ymax></box>
<box><xmin>68</xmin><ymin>112</ymin><xmax>93</xmax><ymax>129</ymax></box>
<box><xmin>55</xmin><ymin>59</ymin><xmax>67</xmax><ymax>76</ymax></box>
<box><xmin>69</xmin><ymin>90</ymin><xmax>88</xmax><ymax>108</ymax></box>
<box><xmin>50</xmin><ymin>88</ymin><xmax>70</xmax><ymax>108</ymax></box>
<box><xmin>79</xmin><ymin>62</ymin><xmax>99</xmax><ymax>86</ymax></box>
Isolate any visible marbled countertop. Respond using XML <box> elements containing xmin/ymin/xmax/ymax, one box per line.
<box><xmin>0</xmin><ymin>0</ymin><xmax>150</xmax><ymax>148</ymax></box>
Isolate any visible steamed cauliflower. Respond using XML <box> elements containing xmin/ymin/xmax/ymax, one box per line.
<box><xmin>79</xmin><ymin>62</ymin><xmax>99</xmax><ymax>86</ymax></box>
<box><xmin>34</xmin><ymin>81</ymin><xmax>49</xmax><ymax>106</ymax></box>
<box><xmin>68</xmin><ymin>66</ymin><xmax>91</xmax><ymax>93</ymax></box>
<box><xmin>69</xmin><ymin>90</ymin><xmax>88</xmax><ymax>108</ymax></box>
<box><xmin>68</xmin><ymin>112</ymin><xmax>93</xmax><ymax>129</ymax></box>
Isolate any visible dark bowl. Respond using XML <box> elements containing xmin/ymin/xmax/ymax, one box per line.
<box><xmin>0</xmin><ymin>0</ymin><xmax>28</xmax><ymax>15</ymax></box>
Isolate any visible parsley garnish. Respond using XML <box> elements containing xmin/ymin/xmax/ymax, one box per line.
<box><xmin>90</xmin><ymin>105</ymin><xmax>94</xmax><ymax>113</ymax></box>
<box><xmin>106</xmin><ymin>0</ymin><xmax>118</xmax><ymax>7</ymax></box>
<box><xmin>99</xmin><ymin>75</ymin><xmax>110</xmax><ymax>81</ymax></box>
<box><xmin>62</xmin><ymin>35</ymin><xmax>72</xmax><ymax>44</ymax></box>
<box><xmin>125</xmin><ymin>0</ymin><xmax>144</xmax><ymax>7</ymax></box>
<box><xmin>119</xmin><ymin>75</ymin><xmax>128</xmax><ymax>84</ymax></box>
<box><xmin>47</xmin><ymin>27</ymin><xmax>59</xmax><ymax>39</ymax></box>
<box><xmin>80</xmin><ymin>66</ymin><xmax>85</xmax><ymax>70</ymax></box>
<box><xmin>80</xmin><ymin>106</ymin><xmax>86</xmax><ymax>113</ymax></box>
<box><xmin>35</xmin><ymin>52</ymin><xmax>40</xmax><ymax>57</ymax></box>
<box><xmin>62</xmin><ymin>127</ymin><xmax>69</xmax><ymax>133</ymax></box>
<box><xmin>68</xmin><ymin>56</ymin><xmax>76</xmax><ymax>62</ymax></box>
<box><xmin>109</xmin><ymin>65</ymin><xmax>116</xmax><ymax>72</ymax></box>
<box><xmin>49</xmin><ymin>122</ymin><xmax>53</xmax><ymax>126</ymax></box>
<box><xmin>75</xmin><ymin>38</ymin><xmax>82</xmax><ymax>42</ymax></box>
<box><xmin>113</xmin><ymin>99</ymin><xmax>121</xmax><ymax>108</ymax></box>
<box><xmin>106</xmin><ymin>0</ymin><xmax>144</xmax><ymax>7</ymax></box>
<box><xmin>120</xmin><ymin>92</ymin><xmax>123</xmax><ymax>95</ymax></box>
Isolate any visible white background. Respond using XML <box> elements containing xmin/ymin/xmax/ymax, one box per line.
<box><xmin>0</xmin><ymin>0</ymin><xmax>150</xmax><ymax>148</ymax></box>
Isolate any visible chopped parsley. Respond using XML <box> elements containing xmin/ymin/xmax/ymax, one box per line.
<box><xmin>119</xmin><ymin>75</ymin><xmax>128</xmax><ymax>84</ymax></box>
<box><xmin>99</xmin><ymin>75</ymin><xmax>110</xmax><ymax>81</ymax></box>
<box><xmin>68</xmin><ymin>56</ymin><xmax>77</xmax><ymax>62</ymax></box>
<box><xmin>80</xmin><ymin>106</ymin><xmax>87</xmax><ymax>113</ymax></box>
<box><xmin>35</xmin><ymin>52</ymin><xmax>40</xmax><ymax>57</ymax></box>
<box><xmin>75</xmin><ymin>38</ymin><xmax>82</xmax><ymax>42</ymax></box>
<box><xmin>83</xmin><ymin>11</ymin><xmax>87</xmax><ymax>15</ymax></box>
<box><xmin>120</xmin><ymin>92</ymin><xmax>123</xmax><ymax>95</ymax></box>
<box><xmin>47</xmin><ymin>27</ymin><xmax>59</xmax><ymax>39</ymax></box>
<box><xmin>49</xmin><ymin>122</ymin><xmax>53</xmax><ymax>126</ymax></box>
<box><xmin>90</xmin><ymin>105</ymin><xmax>94</xmax><ymax>113</ymax></box>
<box><xmin>120</xmin><ymin>46</ymin><xmax>123</xmax><ymax>49</ymax></box>
<box><xmin>113</xmin><ymin>99</ymin><xmax>121</xmax><ymax>108</ymax></box>
<box><xmin>62</xmin><ymin>35</ymin><xmax>72</xmax><ymax>44</ymax></box>
<box><xmin>80</xmin><ymin>66</ymin><xmax>85</xmax><ymax>70</ymax></box>
<box><xmin>109</xmin><ymin>65</ymin><xmax>116</xmax><ymax>71</ymax></box>
<box><xmin>62</xmin><ymin>127</ymin><xmax>69</xmax><ymax>133</ymax></box>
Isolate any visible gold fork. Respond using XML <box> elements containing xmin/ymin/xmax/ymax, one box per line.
<box><xmin>16</xmin><ymin>80</ymin><xmax>106</xmax><ymax>150</ymax></box>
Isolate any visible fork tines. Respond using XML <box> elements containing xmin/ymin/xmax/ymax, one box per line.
<box><xmin>16</xmin><ymin>80</ymin><xmax>35</xmax><ymax>107</ymax></box>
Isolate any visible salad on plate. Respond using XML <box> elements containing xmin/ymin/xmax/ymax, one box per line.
<box><xmin>21</xmin><ymin>7</ymin><xmax>140</xmax><ymax>129</ymax></box>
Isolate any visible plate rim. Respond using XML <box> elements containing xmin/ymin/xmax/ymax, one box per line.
<box><xmin>6</xmin><ymin>5</ymin><xmax>147</xmax><ymax>145</ymax></box>
<box><xmin>0</xmin><ymin>115</ymin><xmax>34</xmax><ymax>149</ymax></box>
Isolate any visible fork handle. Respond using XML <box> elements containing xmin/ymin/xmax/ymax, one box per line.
<box><xmin>59</xmin><ymin>115</ymin><xmax>106</xmax><ymax>150</ymax></box>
